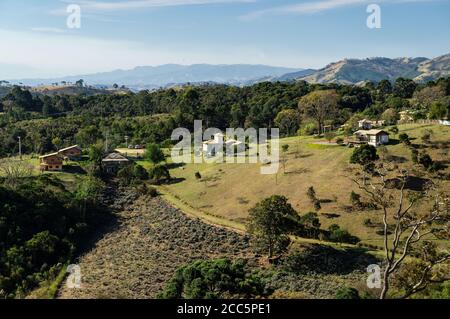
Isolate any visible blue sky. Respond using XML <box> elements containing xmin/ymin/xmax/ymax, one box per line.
<box><xmin>0</xmin><ymin>0</ymin><xmax>449</xmax><ymax>78</ymax></box>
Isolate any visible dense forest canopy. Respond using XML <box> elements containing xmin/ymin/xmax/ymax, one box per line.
<box><xmin>0</xmin><ymin>175</ymin><xmax>107</xmax><ymax>298</ymax></box>
<box><xmin>0</xmin><ymin>77</ymin><xmax>449</xmax><ymax>157</ymax></box>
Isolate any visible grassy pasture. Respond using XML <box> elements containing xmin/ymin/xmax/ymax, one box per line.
<box><xmin>0</xmin><ymin>154</ymin><xmax>87</xmax><ymax>192</ymax></box>
<box><xmin>160</xmin><ymin>123</ymin><xmax>450</xmax><ymax>248</ymax></box>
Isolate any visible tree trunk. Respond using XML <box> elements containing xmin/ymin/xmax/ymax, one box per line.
<box><xmin>268</xmin><ymin>237</ymin><xmax>273</xmax><ymax>259</ymax></box>
<box><xmin>380</xmin><ymin>268</ymin><xmax>390</xmax><ymax>299</ymax></box>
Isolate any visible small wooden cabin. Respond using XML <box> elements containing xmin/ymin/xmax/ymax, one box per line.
<box><xmin>58</xmin><ymin>145</ymin><xmax>82</xmax><ymax>160</ymax></box>
<box><xmin>39</xmin><ymin>153</ymin><xmax>63</xmax><ymax>171</ymax></box>
<box><xmin>354</xmin><ymin>130</ymin><xmax>390</xmax><ymax>147</ymax></box>
<box><xmin>102</xmin><ymin>153</ymin><xmax>130</xmax><ymax>174</ymax></box>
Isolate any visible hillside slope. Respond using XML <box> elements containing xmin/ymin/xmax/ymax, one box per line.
<box><xmin>297</xmin><ymin>54</ymin><xmax>449</xmax><ymax>84</ymax></box>
<box><xmin>29</xmin><ymin>85</ymin><xmax>127</xmax><ymax>96</ymax></box>
<box><xmin>58</xmin><ymin>192</ymin><xmax>255</xmax><ymax>299</ymax></box>
<box><xmin>415</xmin><ymin>53</ymin><xmax>450</xmax><ymax>82</ymax></box>
<box><xmin>160</xmin><ymin>124</ymin><xmax>450</xmax><ymax>248</ymax></box>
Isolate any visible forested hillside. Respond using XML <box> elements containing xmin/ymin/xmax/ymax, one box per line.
<box><xmin>1</xmin><ymin>77</ymin><xmax>449</xmax><ymax>157</ymax></box>
<box><xmin>0</xmin><ymin>174</ymin><xmax>108</xmax><ymax>298</ymax></box>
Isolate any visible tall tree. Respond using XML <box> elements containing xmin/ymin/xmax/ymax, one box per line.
<box><xmin>75</xmin><ymin>79</ymin><xmax>84</xmax><ymax>87</ymax></box>
<box><xmin>247</xmin><ymin>195</ymin><xmax>299</xmax><ymax>258</ymax></box>
<box><xmin>145</xmin><ymin>143</ymin><xmax>165</xmax><ymax>164</ymax></box>
<box><xmin>298</xmin><ymin>90</ymin><xmax>339</xmax><ymax>135</ymax></box>
<box><xmin>274</xmin><ymin>109</ymin><xmax>300</xmax><ymax>137</ymax></box>
<box><xmin>393</xmin><ymin>78</ymin><xmax>417</xmax><ymax>99</ymax></box>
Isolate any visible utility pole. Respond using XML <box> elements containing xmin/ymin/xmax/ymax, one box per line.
<box><xmin>105</xmin><ymin>132</ymin><xmax>109</xmax><ymax>153</ymax></box>
<box><xmin>125</xmin><ymin>135</ymin><xmax>129</xmax><ymax>148</ymax></box>
<box><xmin>18</xmin><ymin>136</ymin><xmax>22</xmax><ymax>160</ymax></box>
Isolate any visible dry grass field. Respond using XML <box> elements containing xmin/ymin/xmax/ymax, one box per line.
<box><xmin>158</xmin><ymin>123</ymin><xmax>450</xmax><ymax>248</ymax></box>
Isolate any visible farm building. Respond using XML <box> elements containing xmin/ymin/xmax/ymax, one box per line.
<box><xmin>202</xmin><ymin>133</ymin><xmax>225</xmax><ymax>157</ymax></box>
<box><xmin>225</xmin><ymin>139</ymin><xmax>244</xmax><ymax>153</ymax></box>
<box><xmin>354</xmin><ymin>130</ymin><xmax>390</xmax><ymax>147</ymax></box>
<box><xmin>202</xmin><ymin>133</ymin><xmax>244</xmax><ymax>157</ymax></box>
<box><xmin>39</xmin><ymin>153</ymin><xmax>63</xmax><ymax>171</ymax></box>
<box><xmin>58</xmin><ymin>145</ymin><xmax>82</xmax><ymax>160</ymax></box>
<box><xmin>102</xmin><ymin>153</ymin><xmax>130</xmax><ymax>174</ymax></box>
<box><xmin>399</xmin><ymin>110</ymin><xmax>414</xmax><ymax>122</ymax></box>
<box><xmin>358</xmin><ymin>119</ymin><xmax>385</xmax><ymax>130</ymax></box>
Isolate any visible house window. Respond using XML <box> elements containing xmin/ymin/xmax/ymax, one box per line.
<box><xmin>49</xmin><ymin>166</ymin><xmax>53</xmax><ymax>169</ymax></box>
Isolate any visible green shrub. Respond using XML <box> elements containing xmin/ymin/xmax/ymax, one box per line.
<box><xmin>363</xmin><ymin>218</ymin><xmax>372</xmax><ymax>227</ymax></box>
<box><xmin>298</xmin><ymin>122</ymin><xmax>318</xmax><ymax>136</ymax></box>
<box><xmin>328</xmin><ymin>224</ymin><xmax>360</xmax><ymax>244</ymax></box>
<box><xmin>133</xmin><ymin>164</ymin><xmax>149</xmax><ymax>180</ymax></box>
<box><xmin>399</xmin><ymin>133</ymin><xmax>411</xmax><ymax>145</ymax></box>
<box><xmin>145</xmin><ymin>143</ymin><xmax>165</xmax><ymax>164</ymax></box>
<box><xmin>418</xmin><ymin>153</ymin><xmax>433</xmax><ymax>170</ymax></box>
<box><xmin>350</xmin><ymin>144</ymin><xmax>379</xmax><ymax>166</ymax></box>
<box><xmin>160</xmin><ymin>139</ymin><xmax>174</xmax><ymax>149</ymax></box>
<box><xmin>335</xmin><ymin>287</ymin><xmax>361</xmax><ymax>299</ymax></box>
<box><xmin>411</xmin><ymin>148</ymin><xmax>419</xmax><ymax>164</ymax></box>
<box><xmin>147</xmin><ymin>186</ymin><xmax>158</xmax><ymax>197</ymax></box>
<box><xmin>149</xmin><ymin>164</ymin><xmax>171</xmax><ymax>184</ymax></box>
<box><xmin>158</xmin><ymin>258</ymin><xmax>267</xmax><ymax>299</ymax></box>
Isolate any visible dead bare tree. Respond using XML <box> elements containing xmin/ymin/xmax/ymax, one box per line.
<box><xmin>352</xmin><ymin>163</ymin><xmax>450</xmax><ymax>299</ymax></box>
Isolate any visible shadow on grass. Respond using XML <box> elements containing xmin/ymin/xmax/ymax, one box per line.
<box><xmin>437</xmin><ymin>172</ymin><xmax>450</xmax><ymax>180</ymax></box>
<box><xmin>321</xmin><ymin>213</ymin><xmax>340</xmax><ymax>219</ymax></box>
<box><xmin>166</xmin><ymin>162</ymin><xmax>186</xmax><ymax>169</ymax></box>
<box><xmin>165</xmin><ymin>177</ymin><xmax>186</xmax><ymax>185</ymax></box>
<box><xmin>278</xmin><ymin>244</ymin><xmax>378</xmax><ymax>275</ymax></box>
<box><xmin>434</xmin><ymin>141</ymin><xmax>450</xmax><ymax>148</ymax></box>
<box><xmin>435</xmin><ymin>160</ymin><xmax>449</xmax><ymax>168</ymax></box>
<box><xmin>386</xmin><ymin>139</ymin><xmax>400</xmax><ymax>146</ymax></box>
<box><xmin>284</xmin><ymin>168</ymin><xmax>310</xmax><ymax>175</ymax></box>
<box><xmin>386</xmin><ymin>175</ymin><xmax>432</xmax><ymax>191</ymax></box>
<box><xmin>385</xmin><ymin>155</ymin><xmax>408</xmax><ymax>164</ymax></box>
<box><xmin>63</xmin><ymin>164</ymin><xmax>87</xmax><ymax>175</ymax></box>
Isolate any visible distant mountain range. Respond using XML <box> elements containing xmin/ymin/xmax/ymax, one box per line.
<box><xmin>6</xmin><ymin>53</ymin><xmax>449</xmax><ymax>90</ymax></box>
<box><xmin>11</xmin><ymin>64</ymin><xmax>301</xmax><ymax>90</ymax></box>
<box><xmin>290</xmin><ymin>53</ymin><xmax>450</xmax><ymax>84</ymax></box>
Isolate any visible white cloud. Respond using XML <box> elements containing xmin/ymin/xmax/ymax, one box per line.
<box><xmin>50</xmin><ymin>0</ymin><xmax>255</xmax><ymax>14</ymax></box>
<box><xmin>240</xmin><ymin>0</ymin><xmax>442</xmax><ymax>20</ymax></box>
